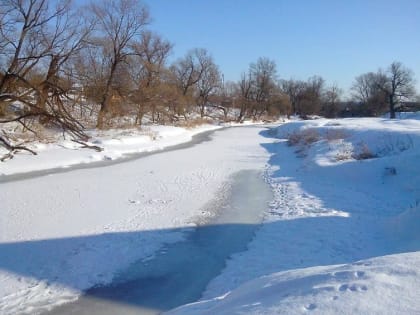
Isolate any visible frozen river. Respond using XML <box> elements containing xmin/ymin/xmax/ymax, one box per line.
<box><xmin>46</xmin><ymin>169</ymin><xmax>272</xmax><ymax>315</ymax></box>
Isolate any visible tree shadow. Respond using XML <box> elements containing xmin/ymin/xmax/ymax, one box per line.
<box><xmin>258</xmin><ymin>127</ymin><xmax>419</xmax><ymax>258</ymax></box>
<box><xmin>0</xmin><ymin>215</ymin><xmax>408</xmax><ymax>315</ymax></box>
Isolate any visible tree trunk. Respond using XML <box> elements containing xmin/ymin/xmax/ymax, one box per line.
<box><xmin>37</xmin><ymin>56</ymin><xmax>59</xmax><ymax>125</ymax></box>
<box><xmin>389</xmin><ymin>94</ymin><xmax>396</xmax><ymax>119</ymax></box>
<box><xmin>97</xmin><ymin>60</ymin><xmax>118</xmax><ymax>129</ymax></box>
<box><xmin>200</xmin><ymin>103</ymin><xmax>205</xmax><ymax>118</ymax></box>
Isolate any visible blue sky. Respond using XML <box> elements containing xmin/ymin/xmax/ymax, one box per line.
<box><xmin>144</xmin><ymin>0</ymin><xmax>420</xmax><ymax>96</ymax></box>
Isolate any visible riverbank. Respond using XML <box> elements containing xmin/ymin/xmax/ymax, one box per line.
<box><xmin>0</xmin><ymin>124</ymin><xmax>222</xmax><ymax>177</ymax></box>
<box><xmin>169</xmin><ymin>115</ymin><xmax>420</xmax><ymax>314</ymax></box>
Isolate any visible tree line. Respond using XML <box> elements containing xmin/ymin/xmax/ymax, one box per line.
<box><xmin>0</xmin><ymin>0</ymin><xmax>417</xmax><ymax>144</ymax></box>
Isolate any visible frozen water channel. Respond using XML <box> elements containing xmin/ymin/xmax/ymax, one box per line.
<box><xmin>46</xmin><ymin>169</ymin><xmax>272</xmax><ymax>315</ymax></box>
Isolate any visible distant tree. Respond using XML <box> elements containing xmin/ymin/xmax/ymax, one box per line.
<box><xmin>91</xmin><ymin>0</ymin><xmax>150</xmax><ymax>128</ymax></box>
<box><xmin>299</xmin><ymin>76</ymin><xmax>325</xmax><ymax>118</ymax></box>
<box><xmin>280</xmin><ymin>79</ymin><xmax>305</xmax><ymax>116</ymax></box>
<box><xmin>170</xmin><ymin>48</ymin><xmax>220</xmax><ymax>118</ymax></box>
<box><xmin>212</xmin><ymin>80</ymin><xmax>237</xmax><ymax>121</ymax></box>
<box><xmin>351</xmin><ymin>72</ymin><xmax>387</xmax><ymax>116</ymax></box>
<box><xmin>352</xmin><ymin>63</ymin><xmax>416</xmax><ymax>118</ymax></box>
<box><xmin>376</xmin><ymin>62</ymin><xmax>416</xmax><ymax>119</ymax></box>
<box><xmin>237</xmin><ymin>71</ymin><xmax>254</xmax><ymax>122</ymax></box>
<box><xmin>196</xmin><ymin>54</ymin><xmax>221</xmax><ymax>118</ymax></box>
<box><xmin>129</xmin><ymin>31</ymin><xmax>172</xmax><ymax>124</ymax></box>
<box><xmin>235</xmin><ymin>58</ymin><xmax>289</xmax><ymax>121</ymax></box>
<box><xmin>322</xmin><ymin>84</ymin><xmax>342</xmax><ymax>118</ymax></box>
<box><xmin>249</xmin><ymin>57</ymin><xmax>278</xmax><ymax>119</ymax></box>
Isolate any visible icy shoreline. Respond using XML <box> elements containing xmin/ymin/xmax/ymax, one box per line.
<box><xmin>0</xmin><ymin>124</ymin><xmax>222</xmax><ymax>177</ymax></box>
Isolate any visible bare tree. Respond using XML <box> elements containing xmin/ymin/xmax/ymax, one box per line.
<box><xmin>298</xmin><ymin>76</ymin><xmax>325</xmax><ymax>118</ymax></box>
<box><xmin>171</xmin><ymin>48</ymin><xmax>204</xmax><ymax>97</ymax></box>
<box><xmin>129</xmin><ymin>31</ymin><xmax>172</xmax><ymax>124</ymax></box>
<box><xmin>170</xmin><ymin>48</ymin><xmax>220</xmax><ymax>119</ymax></box>
<box><xmin>376</xmin><ymin>61</ymin><xmax>416</xmax><ymax>118</ymax></box>
<box><xmin>91</xmin><ymin>0</ymin><xmax>150</xmax><ymax>128</ymax></box>
<box><xmin>237</xmin><ymin>71</ymin><xmax>254</xmax><ymax>122</ymax></box>
<box><xmin>280</xmin><ymin>79</ymin><xmax>305</xmax><ymax>116</ymax></box>
<box><xmin>196</xmin><ymin>54</ymin><xmax>221</xmax><ymax>118</ymax></box>
<box><xmin>322</xmin><ymin>84</ymin><xmax>342</xmax><ymax>118</ymax></box>
<box><xmin>209</xmin><ymin>79</ymin><xmax>238</xmax><ymax>121</ymax></box>
<box><xmin>0</xmin><ymin>0</ymin><xmax>91</xmax><ymax>141</ymax></box>
<box><xmin>351</xmin><ymin>72</ymin><xmax>387</xmax><ymax>116</ymax></box>
<box><xmin>235</xmin><ymin>58</ymin><xmax>287</xmax><ymax>121</ymax></box>
<box><xmin>245</xmin><ymin>57</ymin><xmax>279</xmax><ymax>120</ymax></box>
<box><xmin>250</xmin><ymin>57</ymin><xmax>277</xmax><ymax>103</ymax></box>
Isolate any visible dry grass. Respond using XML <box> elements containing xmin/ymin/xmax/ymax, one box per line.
<box><xmin>287</xmin><ymin>127</ymin><xmax>378</xmax><ymax>162</ymax></box>
<box><xmin>288</xmin><ymin>128</ymin><xmax>320</xmax><ymax>146</ymax></box>
<box><xmin>325</xmin><ymin>129</ymin><xmax>348</xmax><ymax>141</ymax></box>
<box><xmin>177</xmin><ymin>118</ymin><xmax>214</xmax><ymax>129</ymax></box>
<box><xmin>353</xmin><ymin>142</ymin><xmax>377</xmax><ymax>160</ymax></box>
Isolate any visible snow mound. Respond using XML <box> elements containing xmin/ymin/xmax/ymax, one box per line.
<box><xmin>274</xmin><ymin>116</ymin><xmax>420</xmax><ymax>166</ymax></box>
<box><xmin>167</xmin><ymin>252</ymin><xmax>420</xmax><ymax>315</ymax></box>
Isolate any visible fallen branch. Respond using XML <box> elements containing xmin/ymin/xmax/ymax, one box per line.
<box><xmin>0</xmin><ymin>135</ymin><xmax>37</xmax><ymax>155</ymax></box>
<box><xmin>71</xmin><ymin>139</ymin><xmax>103</xmax><ymax>152</ymax></box>
<box><xmin>0</xmin><ymin>134</ymin><xmax>37</xmax><ymax>162</ymax></box>
<box><xmin>0</xmin><ymin>151</ymin><xmax>14</xmax><ymax>162</ymax></box>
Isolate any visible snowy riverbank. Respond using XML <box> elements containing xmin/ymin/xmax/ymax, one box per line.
<box><xmin>169</xmin><ymin>114</ymin><xmax>420</xmax><ymax>314</ymax></box>
<box><xmin>0</xmin><ymin>124</ymin><xmax>222</xmax><ymax>176</ymax></box>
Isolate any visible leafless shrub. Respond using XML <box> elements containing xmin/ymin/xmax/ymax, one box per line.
<box><xmin>177</xmin><ymin>118</ymin><xmax>213</xmax><ymax>129</ymax></box>
<box><xmin>288</xmin><ymin>128</ymin><xmax>319</xmax><ymax>146</ymax></box>
<box><xmin>335</xmin><ymin>148</ymin><xmax>352</xmax><ymax>162</ymax></box>
<box><xmin>353</xmin><ymin>142</ymin><xmax>377</xmax><ymax>160</ymax></box>
<box><xmin>325</xmin><ymin>129</ymin><xmax>348</xmax><ymax>141</ymax></box>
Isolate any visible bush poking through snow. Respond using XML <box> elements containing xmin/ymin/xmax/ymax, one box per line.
<box><xmin>287</xmin><ymin>129</ymin><xmax>320</xmax><ymax>146</ymax></box>
<box><xmin>353</xmin><ymin>142</ymin><xmax>377</xmax><ymax>160</ymax></box>
<box><xmin>335</xmin><ymin>143</ymin><xmax>354</xmax><ymax>161</ymax></box>
<box><xmin>325</xmin><ymin>129</ymin><xmax>348</xmax><ymax>141</ymax></box>
<box><xmin>287</xmin><ymin>126</ymin><xmax>382</xmax><ymax>162</ymax></box>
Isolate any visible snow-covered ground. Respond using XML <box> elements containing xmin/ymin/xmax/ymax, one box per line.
<box><xmin>0</xmin><ymin>124</ymin><xmax>274</xmax><ymax>315</ymax></box>
<box><xmin>2</xmin><ymin>114</ymin><xmax>420</xmax><ymax>314</ymax></box>
<box><xmin>168</xmin><ymin>114</ymin><xmax>420</xmax><ymax>314</ymax></box>
<box><xmin>0</xmin><ymin>124</ymin><xmax>222</xmax><ymax>176</ymax></box>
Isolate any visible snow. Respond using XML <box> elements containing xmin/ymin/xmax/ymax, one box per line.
<box><xmin>167</xmin><ymin>114</ymin><xmax>420</xmax><ymax>315</ymax></box>
<box><xmin>0</xmin><ymin>124</ymin><xmax>274</xmax><ymax>315</ymax></box>
<box><xmin>168</xmin><ymin>252</ymin><xmax>420</xmax><ymax>315</ymax></box>
<box><xmin>0</xmin><ymin>124</ymin><xmax>221</xmax><ymax>176</ymax></box>
<box><xmin>2</xmin><ymin>113</ymin><xmax>420</xmax><ymax>314</ymax></box>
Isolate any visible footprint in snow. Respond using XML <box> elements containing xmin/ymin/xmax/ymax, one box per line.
<box><xmin>304</xmin><ymin>303</ymin><xmax>317</xmax><ymax>311</ymax></box>
<box><xmin>339</xmin><ymin>283</ymin><xmax>368</xmax><ymax>292</ymax></box>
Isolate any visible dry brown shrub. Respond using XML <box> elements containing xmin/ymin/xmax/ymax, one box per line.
<box><xmin>325</xmin><ymin>129</ymin><xmax>348</xmax><ymax>141</ymax></box>
<box><xmin>288</xmin><ymin>128</ymin><xmax>319</xmax><ymax>146</ymax></box>
<box><xmin>353</xmin><ymin>143</ymin><xmax>377</xmax><ymax>160</ymax></box>
<box><xmin>177</xmin><ymin>118</ymin><xmax>214</xmax><ymax>129</ymax></box>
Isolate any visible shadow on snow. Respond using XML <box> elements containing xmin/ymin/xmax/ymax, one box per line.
<box><xmin>0</xmin><ymin>126</ymin><xmax>417</xmax><ymax>314</ymax></box>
